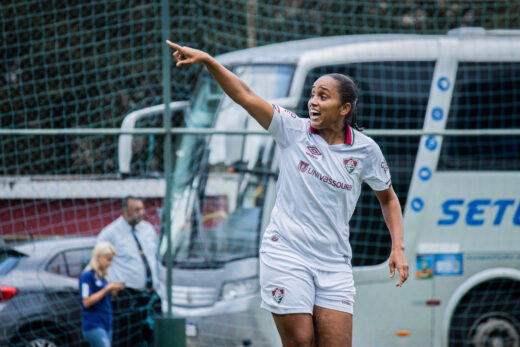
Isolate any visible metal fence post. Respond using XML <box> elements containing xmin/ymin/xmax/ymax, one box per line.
<box><xmin>155</xmin><ymin>0</ymin><xmax>186</xmax><ymax>345</ymax></box>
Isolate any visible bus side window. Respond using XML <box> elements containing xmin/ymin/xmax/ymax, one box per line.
<box><xmin>439</xmin><ymin>62</ymin><xmax>520</xmax><ymax>171</ymax></box>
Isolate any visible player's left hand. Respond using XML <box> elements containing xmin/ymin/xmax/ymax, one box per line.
<box><xmin>389</xmin><ymin>248</ymin><xmax>409</xmax><ymax>287</ymax></box>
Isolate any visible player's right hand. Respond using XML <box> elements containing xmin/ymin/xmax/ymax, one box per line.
<box><xmin>166</xmin><ymin>40</ymin><xmax>209</xmax><ymax>67</ymax></box>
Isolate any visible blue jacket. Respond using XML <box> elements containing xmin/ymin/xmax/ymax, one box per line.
<box><xmin>79</xmin><ymin>269</ymin><xmax>112</xmax><ymax>332</ymax></box>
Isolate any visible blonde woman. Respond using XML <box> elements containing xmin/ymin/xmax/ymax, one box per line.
<box><xmin>80</xmin><ymin>242</ymin><xmax>125</xmax><ymax>347</ymax></box>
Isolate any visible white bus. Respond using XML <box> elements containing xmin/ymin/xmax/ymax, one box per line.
<box><xmin>160</xmin><ymin>28</ymin><xmax>520</xmax><ymax>346</ymax></box>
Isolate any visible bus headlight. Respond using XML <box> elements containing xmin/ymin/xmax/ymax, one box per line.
<box><xmin>220</xmin><ymin>277</ymin><xmax>259</xmax><ymax>301</ymax></box>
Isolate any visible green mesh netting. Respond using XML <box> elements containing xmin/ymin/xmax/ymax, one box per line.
<box><xmin>1</xmin><ymin>1</ymin><xmax>520</xmax><ymax>347</ymax></box>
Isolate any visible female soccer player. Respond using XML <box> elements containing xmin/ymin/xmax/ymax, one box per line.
<box><xmin>167</xmin><ymin>40</ymin><xmax>409</xmax><ymax>347</ymax></box>
<box><xmin>80</xmin><ymin>242</ymin><xmax>125</xmax><ymax>347</ymax></box>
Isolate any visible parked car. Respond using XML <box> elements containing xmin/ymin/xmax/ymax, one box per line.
<box><xmin>0</xmin><ymin>237</ymin><xmax>95</xmax><ymax>347</ymax></box>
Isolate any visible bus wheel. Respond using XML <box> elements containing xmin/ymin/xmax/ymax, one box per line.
<box><xmin>469</xmin><ymin>313</ymin><xmax>519</xmax><ymax>347</ymax></box>
<box><xmin>449</xmin><ymin>278</ymin><xmax>520</xmax><ymax>347</ymax></box>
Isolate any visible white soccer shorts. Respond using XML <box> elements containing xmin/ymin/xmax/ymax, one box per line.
<box><xmin>259</xmin><ymin>249</ymin><xmax>355</xmax><ymax>315</ymax></box>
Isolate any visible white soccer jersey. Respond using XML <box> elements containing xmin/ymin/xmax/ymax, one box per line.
<box><xmin>260</xmin><ymin>105</ymin><xmax>392</xmax><ymax>271</ymax></box>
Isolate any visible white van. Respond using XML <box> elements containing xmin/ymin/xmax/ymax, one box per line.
<box><xmin>154</xmin><ymin>28</ymin><xmax>520</xmax><ymax>346</ymax></box>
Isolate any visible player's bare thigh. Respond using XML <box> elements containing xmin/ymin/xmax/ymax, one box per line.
<box><xmin>271</xmin><ymin>308</ymin><xmax>352</xmax><ymax>347</ymax></box>
<box><xmin>272</xmin><ymin>312</ymin><xmax>315</xmax><ymax>347</ymax></box>
<box><xmin>313</xmin><ymin>305</ymin><xmax>352</xmax><ymax>347</ymax></box>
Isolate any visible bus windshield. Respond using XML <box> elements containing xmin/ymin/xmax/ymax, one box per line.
<box><xmin>166</xmin><ymin>64</ymin><xmax>294</xmax><ymax>268</ymax></box>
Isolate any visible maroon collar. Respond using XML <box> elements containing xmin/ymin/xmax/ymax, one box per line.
<box><xmin>310</xmin><ymin>122</ymin><xmax>353</xmax><ymax>145</ymax></box>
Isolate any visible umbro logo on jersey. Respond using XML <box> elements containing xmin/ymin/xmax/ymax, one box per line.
<box><xmin>307</xmin><ymin>145</ymin><xmax>322</xmax><ymax>156</ymax></box>
<box><xmin>344</xmin><ymin>158</ymin><xmax>358</xmax><ymax>174</ymax></box>
<box><xmin>305</xmin><ymin>145</ymin><xmax>322</xmax><ymax>160</ymax></box>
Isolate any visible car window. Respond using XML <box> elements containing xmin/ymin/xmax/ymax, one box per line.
<box><xmin>64</xmin><ymin>249</ymin><xmax>92</xmax><ymax>278</ymax></box>
<box><xmin>0</xmin><ymin>250</ymin><xmax>27</xmax><ymax>275</ymax></box>
<box><xmin>47</xmin><ymin>253</ymin><xmax>66</xmax><ymax>276</ymax></box>
<box><xmin>47</xmin><ymin>248</ymin><xmax>92</xmax><ymax>278</ymax></box>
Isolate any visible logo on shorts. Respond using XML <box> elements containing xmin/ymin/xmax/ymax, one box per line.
<box><xmin>298</xmin><ymin>160</ymin><xmax>309</xmax><ymax>172</ymax></box>
<box><xmin>343</xmin><ymin>158</ymin><xmax>358</xmax><ymax>174</ymax></box>
<box><xmin>271</xmin><ymin>234</ymin><xmax>280</xmax><ymax>242</ymax></box>
<box><xmin>272</xmin><ymin>287</ymin><xmax>284</xmax><ymax>304</ymax></box>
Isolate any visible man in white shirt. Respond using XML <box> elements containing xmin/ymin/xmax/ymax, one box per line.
<box><xmin>97</xmin><ymin>196</ymin><xmax>163</xmax><ymax>347</ymax></box>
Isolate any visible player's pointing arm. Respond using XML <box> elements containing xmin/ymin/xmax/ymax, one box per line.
<box><xmin>166</xmin><ymin>40</ymin><xmax>273</xmax><ymax>130</ymax></box>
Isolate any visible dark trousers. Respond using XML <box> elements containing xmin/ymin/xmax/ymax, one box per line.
<box><xmin>112</xmin><ymin>288</ymin><xmax>162</xmax><ymax>347</ymax></box>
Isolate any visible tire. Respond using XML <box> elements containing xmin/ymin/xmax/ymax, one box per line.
<box><xmin>469</xmin><ymin>313</ymin><xmax>519</xmax><ymax>347</ymax></box>
<box><xmin>25</xmin><ymin>338</ymin><xmax>59</xmax><ymax>347</ymax></box>
<box><xmin>449</xmin><ymin>278</ymin><xmax>520</xmax><ymax>347</ymax></box>
<box><xmin>14</xmin><ymin>330</ymin><xmax>66</xmax><ymax>347</ymax></box>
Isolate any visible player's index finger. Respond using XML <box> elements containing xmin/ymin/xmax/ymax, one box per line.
<box><xmin>165</xmin><ymin>40</ymin><xmax>181</xmax><ymax>50</ymax></box>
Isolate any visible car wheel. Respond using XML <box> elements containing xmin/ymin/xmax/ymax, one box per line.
<box><xmin>15</xmin><ymin>332</ymin><xmax>64</xmax><ymax>347</ymax></box>
<box><xmin>25</xmin><ymin>338</ymin><xmax>59</xmax><ymax>347</ymax></box>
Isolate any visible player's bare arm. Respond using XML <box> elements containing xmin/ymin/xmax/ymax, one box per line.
<box><xmin>166</xmin><ymin>40</ymin><xmax>273</xmax><ymax>130</ymax></box>
<box><xmin>374</xmin><ymin>187</ymin><xmax>409</xmax><ymax>287</ymax></box>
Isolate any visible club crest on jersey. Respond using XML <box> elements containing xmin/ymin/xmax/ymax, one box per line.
<box><xmin>272</xmin><ymin>287</ymin><xmax>284</xmax><ymax>303</ymax></box>
<box><xmin>344</xmin><ymin>158</ymin><xmax>358</xmax><ymax>174</ymax></box>
<box><xmin>299</xmin><ymin>160</ymin><xmax>310</xmax><ymax>172</ymax></box>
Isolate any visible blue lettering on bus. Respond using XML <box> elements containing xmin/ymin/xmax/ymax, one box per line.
<box><xmin>466</xmin><ymin>200</ymin><xmax>491</xmax><ymax>226</ymax></box>
<box><xmin>438</xmin><ymin>199</ymin><xmax>520</xmax><ymax>226</ymax></box>
<box><xmin>493</xmin><ymin>200</ymin><xmax>515</xmax><ymax>225</ymax></box>
<box><xmin>514</xmin><ymin>204</ymin><xmax>520</xmax><ymax>226</ymax></box>
<box><xmin>438</xmin><ymin>200</ymin><xmax>463</xmax><ymax>225</ymax></box>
